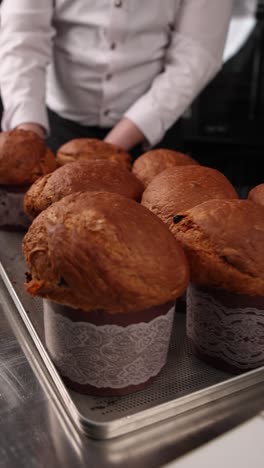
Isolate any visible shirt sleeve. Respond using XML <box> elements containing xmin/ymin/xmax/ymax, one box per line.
<box><xmin>125</xmin><ymin>0</ymin><xmax>234</xmax><ymax>147</ymax></box>
<box><xmin>0</xmin><ymin>0</ymin><xmax>54</xmax><ymax>133</ymax></box>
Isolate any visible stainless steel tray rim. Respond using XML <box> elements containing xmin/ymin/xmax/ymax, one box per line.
<box><xmin>1</xmin><ymin>259</ymin><xmax>264</xmax><ymax>438</ymax></box>
<box><xmin>1</xmin><ymin>238</ymin><xmax>264</xmax><ymax>440</ymax></box>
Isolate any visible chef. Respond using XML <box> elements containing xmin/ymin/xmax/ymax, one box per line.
<box><xmin>0</xmin><ymin>0</ymin><xmax>233</xmax><ymax>154</ymax></box>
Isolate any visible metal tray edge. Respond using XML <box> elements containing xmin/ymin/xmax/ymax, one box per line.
<box><xmin>1</xmin><ymin>261</ymin><xmax>264</xmax><ymax>440</ymax></box>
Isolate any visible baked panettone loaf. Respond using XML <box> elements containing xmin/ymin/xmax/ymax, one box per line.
<box><xmin>0</xmin><ymin>129</ymin><xmax>56</xmax><ymax>185</ymax></box>
<box><xmin>57</xmin><ymin>138</ymin><xmax>131</xmax><ymax>169</ymax></box>
<box><xmin>0</xmin><ymin>129</ymin><xmax>56</xmax><ymax>228</ymax></box>
<box><xmin>141</xmin><ymin>165</ymin><xmax>238</xmax><ymax>229</ymax></box>
<box><xmin>175</xmin><ymin>199</ymin><xmax>264</xmax><ymax>373</ymax></box>
<box><xmin>132</xmin><ymin>148</ymin><xmax>198</xmax><ymax>187</ymax></box>
<box><xmin>23</xmin><ymin>192</ymin><xmax>189</xmax><ymax>312</ymax></box>
<box><xmin>24</xmin><ymin>159</ymin><xmax>144</xmax><ymax>218</ymax></box>
<box><xmin>171</xmin><ymin>199</ymin><xmax>264</xmax><ymax>296</ymax></box>
<box><xmin>248</xmin><ymin>183</ymin><xmax>264</xmax><ymax>207</ymax></box>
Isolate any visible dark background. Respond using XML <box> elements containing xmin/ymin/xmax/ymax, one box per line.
<box><xmin>181</xmin><ymin>2</ymin><xmax>264</xmax><ymax>192</ymax></box>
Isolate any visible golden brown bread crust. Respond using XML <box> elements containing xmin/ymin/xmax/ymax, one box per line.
<box><xmin>132</xmin><ymin>149</ymin><xmax>198</xmax><ymax>187</ymax></box>
<box><xmin>248</xmin><ymin>184</ymin><xmax>264</xmax><ymax>207</ymax></box>
<box><xmin>22</xmin><ymin>191</ymin><xmax>189</xmax><ymax>313</ymax></box>
<box><xmin>171</xmin><ymin>199</ymin><xmax>264</xmax><ymax>296</ymax></box>
<box><xmin>24</xmin><ymin>159</ymin><xmax>144</xmax><ymax>218</ymax></box>
<box><xmin>57</xmin><ymin>138</ymin><xmax>131</xmax><ymax>169</ymax></box>
<box><xmin>141</xmin><ymin>165</ymin><xmax>238</xmax><ymax>229</ymax></box>
<box><xmin>0</xmin><ymin>129</ymin><xmax>57</xmax><ymax>185</ymax></box>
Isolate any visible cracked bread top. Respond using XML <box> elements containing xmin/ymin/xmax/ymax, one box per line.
<box><xmin>57</xmin><ymin>138</ymin><xmax>131</xmax><ymax>169</ymax></box>
<box><xmin>141</xmin><ymin>165</ymin><xmax>238</xmax><ymax>229</ymax></box>
<box><xmin>0</xmin><ymin>129</ymin><xmax>56</xmax><ymax>185</ymax></box>
<box><xmin>171</xmin><ymin>199</ymin><xmax>264</xmax><ymax>296</ymax></box>
<box><xmin>132</xmin><ymin>148</ymin><xmax>198</xmax><ymax>187</ymax></box>
<box><xmin>24</xmin><ymin>159</ymin><xmax>144</xmax><ymax>218</ymax></box>
<box><xmin>23</xmin><ymin>191</ymin><xmax>189</xmax><ymax>313</ymax></box>
<box><xmin>248</xmin><ymin>184</ymin><xmax>264</xmax><ymax>207</ymax></box>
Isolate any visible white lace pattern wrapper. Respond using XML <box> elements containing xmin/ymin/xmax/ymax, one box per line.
<box><xmin>187</xmin><ymin>284</ymin><xmax>264</xmax><ymax>370</ymax></box>
<box><xmin>0</xmin><ymin>186</ymin><xmax>30</xmax><ymax>228</ymax></box>
<box><xmin>44</xmin><ymin>302</ymin><xmax>175</xmax><ymax>389</ymax></box>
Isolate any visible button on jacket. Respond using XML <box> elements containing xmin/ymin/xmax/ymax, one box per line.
<box><xmin>0</xmin><ymin>0</ymin><xmax>233</xmax><ymax>146</ymax></box>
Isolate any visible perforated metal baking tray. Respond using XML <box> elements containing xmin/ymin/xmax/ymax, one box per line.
<box><xmin>1</xmin><ymin>230</ymin><xmax>264</xmax><ymax>440</ymax></box>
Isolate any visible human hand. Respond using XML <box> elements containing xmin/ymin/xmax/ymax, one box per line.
<box><xmin>104</xmin><ymin>117</ymin><xmax>145</xmax><ymax>151</ymax></box>
<box><xmin>16</xmin><ymin>123</ymin><xmax>45</xmax><ymax>139</ymax></box>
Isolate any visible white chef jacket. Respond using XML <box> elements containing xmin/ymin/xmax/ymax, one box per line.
<box><xmin>0</xmin><ymin>0</ymin><xmax>233</xmax><ymax>146</ymax></box>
